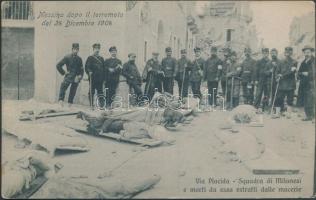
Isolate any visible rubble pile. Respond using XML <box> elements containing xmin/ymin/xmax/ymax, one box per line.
<box><xmin>231</xmin><ymin>105</ymin><xmax>258</xmax><ymax>123</ymax></box>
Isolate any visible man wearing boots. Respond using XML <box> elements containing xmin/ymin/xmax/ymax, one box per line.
<box><xmin>161</xmin><ymin>47</ymin><xmax>177</xmax><ymax>94</ymax></box>
<box><xmin>190</xmin><ymin>47</ymin><xmax>205</xmax><ymax>99</ymax></box>
<box><xmin>175</xmin><ymin>49</ymin><xmax>192</xmax><ymax>100</ymax></box>
<box><xmin>240</xmin><ymin>47</ymin><xmax>256</xmax><ymax>105</ymax></box>
<box><xmin>275</xmin><ymin>47</ymin><xmax>298</xmax><ymax>114</ymax></box>
<box><xmin>57</xmin><ymin>43</ymin><xmax>84</xmax><ymax>107</ymax></box>
<box><xmin>297</xmin><ymin>45</ymin><xmax>315</xmax><ymax>121</ymax></box>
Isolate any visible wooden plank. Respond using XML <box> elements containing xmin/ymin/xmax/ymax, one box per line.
<box><xmin>67</xmin><ymin>124</ymin><xmax>163</xmax><ymax>147</ymax></box>
<box><xmin>12</xmin><ymin>176</ymin><xmax>48</xmax><ymax>199</ymax></box>
<box><xmin>19</xmin><ymin>111</ymin><xmax>79</xmax><ymax>121</ymax></box>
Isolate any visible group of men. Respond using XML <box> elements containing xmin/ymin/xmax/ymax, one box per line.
<box><xmin>56</xmin><ymin>43</ymin><xmax>315</xmax><ymax>121</ymax></box>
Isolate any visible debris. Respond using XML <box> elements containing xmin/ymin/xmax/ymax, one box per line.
<box><xmin>31</xmin><ymin>174</ymin><xmax>161</xmax><ymax>199</ymax></box>
<box><xmin>231</xmin><ymin>105</ymin><xmax>257</xmax><ymax>123</ymax></box>
<box><xmin>19</xmin><ymin>109</ymin><xmax>79</xmax><ymax>121</ymax></box>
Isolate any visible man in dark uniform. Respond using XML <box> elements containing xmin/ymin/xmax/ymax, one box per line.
<box><xmin>270</xmin><ymin>48</ymin><xmax>281</xmax><ymax>106</ymax></box>
<box><xmin>175</xmin><ymin>49</ymin><xmax>192</xmax><ymax>100</ymax></box>
<box><xmin>142</xmin><ymin>52</ymin><xmax>164</xmax><ymax>101</ymax></box>
<box><xmin>219</xmin><ymin>48</ymin><xmax>231</xmax><ymax>100</ymax></box>
<box><xmin>240</xmin><ymin>47</ymin><xmax>256</xmax><ymax>105</ymax></box>
<box><xmin>122</xmin><ymin>53</ymin><xmax>143</xmax><ymax>104</ymax></box>
<box><xmin>190</xmin><ymin>47</ymin><xmax>205</xmax><ymax>99</ymax></box>
<box><xmin>85</xmin><ymin>43</ymin><xmax>105</xmax><ymax>108</ymax></box>
<box><xmin>226</xmin><ymin>51</ymin><xmax>242</xmax><ymax>109</ymax></box>
<box><xmin>104</xmin><ymin>46</ymin><xmax>122</xmax><ymax>107</ymax></box>
<box><xmin>204</xmin><ymin>46</ymin><xmax>222</xmax><ymax>106</ymax></box>
<box><xmin>254</xmin><ymin>48</ymin><xmax>272</xmax><ymax>110</ymax></box>
<box><xmin>275</xmin><ymin>47</ymin><xmax>298</xmax><ymax>112</ymax></box>
<box><xmin>161</xmin><ymin>47</ymin><xmax>177</xmax><ymax>94</ymax></box>
<box><xmin>297</xmin><ymin>45</ymin><xmax>315</xmax><ymax>121</ymax></box>
<box><xmin>56</xmin><ymin>43</ymin><xmax>83</xmax><ymax>107</ymax></box>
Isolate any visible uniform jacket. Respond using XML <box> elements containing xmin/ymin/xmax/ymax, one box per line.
<box><xmin>220</xmin><ymin>57</ymin><xmax>230</xmax><ymax>81</ymax></box>
<box><xmin>298</xmin><ymin>56</ymin><xmax>315</xmax><ymax>90</ymax></box>
<box><xmin>254</xmin><ymin>57</ymin><xmax>272</xmax><ymax>83</ymax></box>
<box><xmin>204</xmin><ymin>55</ymin><xmax>222</xmax><ymax>82</ymax></box>
<box><xmin>142</xmin><ymin>58</ymin><xmax>163</xmax><ymax>82</ymax></box>
<box><xmin>161</xmin><ymin>56</ymin><xmax>177</xmax><ymax>78</ymax></box>
<box><xmin>276</xmin><ymin>57</ymin><xmax>297</xmax><ymax>90</ymax></box>
<box><xmin>190</xmin><ymin>57</ymin><xmax>205</xmax><ymax>82</ymax></box>
<box><xmin>227</xmin><ymin>61</ymin><xmax>242</xmax><ymax>97</ymax></box>
<box><xmin>240</xmin><ymin>56</ymin><xmax>256</xmax><ymax>83</ymax></box>
<box><xmin>56</xmin><ymin>54</ymin><xmax>83</xmax><ymax>83</ymax></box>
<box><xmin>122</xmin><ymin>61</ymin><xmax>142</xmax><ymax>85</ymax></box>
<box><xmin>175</xmin><ymin>57</ymin><xmax>192</xmax><ymax>82</ymax></box>
<box><xmin>85</xmin><ymin>55</ymin><xmax>105</xmax><ymax>82</ymax></box>
<box><xmin>104</xmin><ymin>57</ymin><xmax>122</xmax><ymax>83</ymax></box>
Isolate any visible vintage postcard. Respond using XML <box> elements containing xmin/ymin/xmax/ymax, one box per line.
<box><xmin>1</xmin><ymin>1</ymin><xmax>315</xmax><ymax>199</ymax></box>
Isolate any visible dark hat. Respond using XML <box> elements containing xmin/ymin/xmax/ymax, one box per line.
<box><xmin>180</xmin><ymin>49</ymin><xmax>187</xmax><ymax>54</ymax></box>
<box><xmin>72</xmin><ymin>43</ymin><xmax>79</xmax><ymax>49</ymax></box>
<box><xmin>128</xmin><ymin>53</ymin><xmax>136</xmax><ymax>57</ymax></box>
<box><xmin>152</xmin><ymin>52</ymin><xmax>159</xmax><ymax>56</ymax></box>
<box><xmin>194</xmin><ymin>47</ymin><xmax>201</xmax><ymax>52</ymax></box>
<box><xmin>230</xmin><ymin>51</ymin><xmax>237</xmax><ymax>56</ymax></box>
<box><xmin>244</xmin><ymin>47</ymin><xmax>251</xmax><ymax>53</ymax></box>
<box><xmin>271</xmin><ymin>48</ymin><xmax>278</xmax><ymax>52</ymax></box>
<box><xmin>262</xmin><ymin>48</ymin><xmax>269</xmax><ymax>53</ymax></box>
<box><xmin>211</xmin><ymin>46</ymin><xmax>217</xmax><ymax>52</ymax></box>
<box><xmin>92</xmin><ymin>43</ymin><xmax>100</xmax><ymax>49</ymax></box>
<box><xmin>109</xmin><ymin>46</ymin><xmax>117</xmax><ymax>52</ymax></box>
<box><xmin>165</xmin><ymin>47</ymin><xmax>172</xmax><ymax>52</ymax></box>
<box><xmin>285</xmin><ymin>47</ymin><xmax>293</xmax><ymax>52</ymax></box>
<box><xmin>302</xmin><ymin>45</ymin><xmax>315</xmax><ymax>52</ymax></box>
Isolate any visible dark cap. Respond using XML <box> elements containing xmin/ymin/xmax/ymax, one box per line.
<box><xmin>92</xmin><ymin>43</ymin><xmax>100</xmax><ymax>49</ymax></box>
<box><xmin>262</xmin><ymin>48</ymin><xmax>269</xmax><ymax>53</ymax></box>
<box><xmin>211</xmin><ymin>46</ymin><xmax>217</xmax><ymax>52</ymax></box>
<box><xmin>194</xmin><ymin>47</ymin><xmax>201</xmax><ymax>52</ymax></box>
<box><xmin>72</xmin><ymin>43</ymin><xmax>79</xmax><ymax>49</ymax></box>
<box><xmin>271</xmin><ymin>48</ymin><xmax>278</xmax><ymax>52</ymax></box>
<box><xmin>128</xmin><ymin>53</ymin><xmax>136</xmax><ymax>57</ymax></box>
<box><xmin>165</xmin><ymin>47</ymin><xmax>172</xmax><ymax>52</ymax></box>
<box><xmin>230</xmin><ymin>51</ymin><xmax>237</xmax><ymax>57</ymax></box>
<box><xmin>180</xmin><ymin>49</ymin><xmax>187</xmax><ymax>54</ymax></box>
<box><xmin>109</xmin><ymin>46</ymin><xmax>117</xmax><ymax>52</ymax></box>
<box><xmin>302</xmin><ymin>45</ymin><xmax>314</xmax><ymax>52</ymax></box>
<box><xmin>152</xmin><ymin>52</ymin><xmax>159</xmax><ymax>56</ymax></box>
<box><xmin>244</xmin><ymin>47</ymin><xmax>251</xmax><ymax>53</ymax></box>
<box><xmin>285</xmin><ymin>47</ymin><xmax>293</xmax><ymax>52</ymax></box>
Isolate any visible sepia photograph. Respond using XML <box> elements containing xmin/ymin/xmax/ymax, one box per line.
<box><xmin>1</xmin><ymin>0</ymin><xmax>315</xmax><ymax>198</ymax></box>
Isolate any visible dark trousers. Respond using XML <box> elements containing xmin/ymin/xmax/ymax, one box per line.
<box><xmin>191</xmin><ymin>81</ymin><xmax>202</xmax><ymax>99</ymax></box>
<box><xmin>58</xmin><ymin>80</ymin><xmax>78</xmax><ymax>104</ymax></box>
<box><xmin>177</xmin><ymin>79</ymin><xmax>189</xmax><ymax>98</ymax></box>
<box><xmin>242</xmin><ymin>82</ymin><xmax>254</xmax><ymax>104</ymax></box>
<box><xmin>128</xmin><ymin>82</ymin><xmax>143</xmax><ymax>104</ymax></box>
<box><xmin>144</xmin><ymin>76</ymin><xmax>162</xmax><ymax>101</ymax></box>
<box><xmin>254</xmin><ymin>82</ymin><xmax>270</xmax><ymax>109</ymax></box>
<box><xmin>275</xmin><ymin>89</ymin><xmax>295</xmax><ymax>111</ymax></box>
<box><xmin>105</xmin><ymin>81</ymin><xmax>119</xmax><ymax>107</ymax></box>
<box><xmin>207</xmin><ymin>81</ymin><xmax>218</xmax><ymax>105</ymax></box>
<box><xmin>89</xmin><ymin>80</ymin><xmax>104</xmax><ymax>107</ymax></box>
<box><xmin>304</xmin><ymin>89</ymin><xmax>315</xmax><ymax>119</ymax></box>
<box><xmin>221</xmin><ymin>80</ymin><xmax>227</xmax><ymax>97</ymax></box>
<box><xmin>163</xmin><ymin>77</ymin><xmax>174</xmax><ymax>94</ymax></box>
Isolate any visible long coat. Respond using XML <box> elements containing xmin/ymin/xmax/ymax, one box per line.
<box><xmin>297</xmin><ymin>56</ymin><xmax>315</xmax><ymax>106</ymax></box>
<box><xmin>85</xmin><ymin>55</ymin><xmax>105</xmax><ymax>83</ymax></box>
<box><xmin>204</xmin><ymin>55</ymin><xmax>222</xmax><ymax>82</ymax></box>
<box><xmin>190</xmin><ymin>57</ymin><xmax>205</xmax><ymax>82</ymax></box>
<box><xmin>226</xmin><ymin>61</ymin><xmax>242</xmax><ymax>97</ymax></box>
<box><xmin>240</xmin><ymin>56</ymin><xmax>256</xmax><ymax>83</ymax></box>
<box><xmin>276</xmin><ymin>57</ymin><xmax>297</xmax><ymax>91</ymax></box>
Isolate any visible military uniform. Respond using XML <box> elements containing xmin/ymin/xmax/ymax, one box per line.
<box><xmin>226</xmin><ymin>53</ymin><xmax>242</xmax><ymax>109</ymax></box>
<box><xmin>85</xmin><ymin>46</ymin><xmax>105</xmax><ymax>107</ymax></box>
<box><xmin>175</xmin><ymin>53</ymin><xmax>192</xmax><ymax>99</ymax></box>
<box><xmin>142</xmin><ymin>57</ymin><xmax>163</xmax><ymax>101</ymax></box>
<box><xmin>254</xmin><ymin>53</ymin><xmax>272</xmax><ymax>109</ymax></box>
<box><xmin>190</xmin><ymin>56</ymin><xmax>205</xmax><ymax>99</ymax></box>
<box><xmin>122</xmin><ymin>56</ymin><xmax>143</xmax><ymax>103</ymax></box>
<box><xmin>298</xmin><ymin>55</ymin><xmax>315</xmax><ymax>119</ymax></box>
<box><xmin>219</xmin><ymin>57</ymin><xmax>230</xmax><ymax>99</ymax></box>
<box><xmin>275</xmin><ymin>53</ymin><xmax>297</xmax><ymax>110</ymax></box>
<box><xmin>270</xmin><ymin>57</ymin><xmax>281</xmax><ymax>105</ymax></box>
<box><xmin>57</xmin><ymin>43</ymin><xmax>83</xmax><ymax>104</ymax></box>
<box><xmin>204</xmin><ymin>53</ymin><xmax>222</xmax><ymax>105</ymax></box>
<box><xmin>161</xmin><ymin>53</ymin><xmax>177</xmax><ymax>94</ymax></box>
<box><xmin>104</xmin><ymin>47</ymin><xmax>122</xmax><ymax>106</ymax></box>
<box><xmin>240</xmin><ymin>56</ymin><xmax>256</xmax><ymax>104</ymax></box>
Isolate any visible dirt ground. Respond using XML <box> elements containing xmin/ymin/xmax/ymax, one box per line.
<box><xmin>1</xmin><ymin>99</ymin><xmax>315</xmax><ymax>198</ymax></box>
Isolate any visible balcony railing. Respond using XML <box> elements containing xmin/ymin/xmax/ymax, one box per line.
<box><xmin>1</xmin><ymin>1</ymin><xmax>34</xmax><ymax>20</ymax></box>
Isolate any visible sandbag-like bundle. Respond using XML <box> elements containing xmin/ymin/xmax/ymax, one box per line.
<box><xmin>2</xmin><ymin>151</ymin><xmax>51</xmax><ymax>198</ymax></box>
<box><xmin>121</xmin><ymin>122</ymin><xmax>150</xmax><ymax>139</ymax></box>
<box><xmin>147</xmin><ymin>125</ymin><xmax>175</xmax><ymax>144</ymax></box>
<box><xmin>231</xmin><ymin>105</ymin><xmax>257</xmax><ymax>123</ymax></box>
